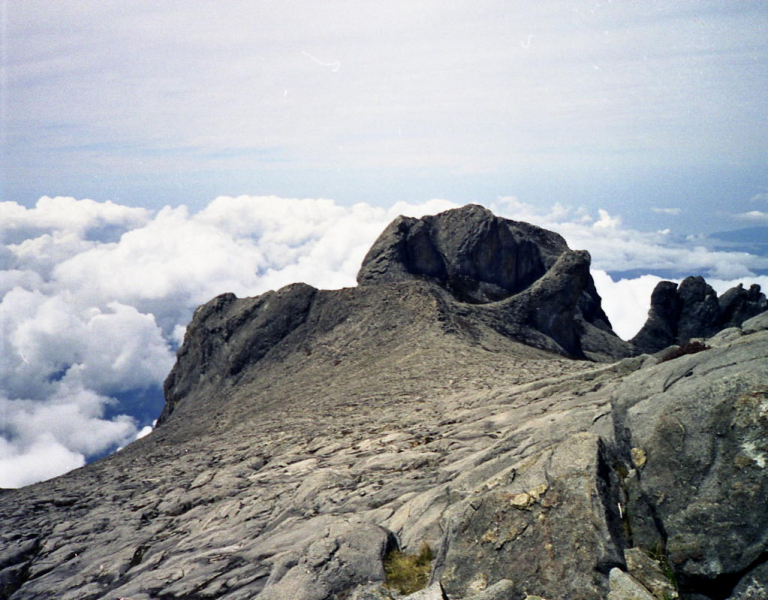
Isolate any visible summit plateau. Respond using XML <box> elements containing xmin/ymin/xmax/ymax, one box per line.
<box><xmin>1</xmin><ymin>205</ymin><xmax>767</xmax><ymax>600</ymax></box>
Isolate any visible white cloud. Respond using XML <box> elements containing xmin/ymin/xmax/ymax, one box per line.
<box><xmin>2</xmin><ymin>194</ymin><xmax>766</xmax><ymax>487</ymax></box>
<box><xmin>0</xmin><ymin>436</ymin><xmax>85</xmax><ymax>490</ymax></box>
<box><xmin>750</xmin><ymin>193</ymin><xmax>768</xmax><ymax>203</ymax></box>
<box><xmin>592</xmin><ymin>209</ymin><xmax>622</xmax><ymax>231</ymax></box>
<box><xmin>7</xmin><ymin>2</ymin><xmax>768</xmax><ymax>191</ymax></box>
<box><xmin>0</xmin><ymin>289</ymin><xmax>172</xmax><ymax>400</ymax></box>
<box><xmin>652</xmin><ymin>207</ymin><xmax>683</xmax><ymax>216</ymax></box>
<box><xmin>0</xmin><ymin>384</ymin><xmax>138</xmax><ymax>488</ymax></box>
<box><xmin>0</xmin><ymin>196</ymin><xmax>151</xmax><ymax>237</ymax></box>
<box><xmin>735</xmin><ymin>210</ymin><xmax>768</xmax><ymax>223</ymax></box>
<box><xmin>135</xmin><ymin>421</ymin><xmax>156</xmax><ymax>441</ymax></box>
<box><xmin>592</xmin><ymin>271</ymin><xmax>664</xmax><ymax>340</ymax></box>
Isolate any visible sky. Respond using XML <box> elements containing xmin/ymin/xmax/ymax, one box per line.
<box><xmin>1</xmin><ymin>2</ymin><xmax>768</xmax><ymax>487</ymax></box>
<box><xmin>3</xmin><ymin>1</ymin><xmax>768</xmax><ymax>232</ymax></box>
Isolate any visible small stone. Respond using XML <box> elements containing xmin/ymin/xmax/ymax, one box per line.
<box><xmin>529</xmin><ymin>483</ymin><xmax>548</xmax><ymax>499</ymax></box>
<box><xmin>510</xmin><ymin>493</ymin><xmax>534</xmax><ymax>509</ymax></box>
<box><xmin>631</xmin><ymin>448</ymin><xmax>647</xmax><ymax>469</ymax></box>
<box><xmin>624</xmin><ymin>548</ymin><xmax>678</xmax><ymax>600</ymax></box>
<box><xmin>608</xmin><ymin>567</ymin><xmax>656</xmax><ymax>600</ymax></box>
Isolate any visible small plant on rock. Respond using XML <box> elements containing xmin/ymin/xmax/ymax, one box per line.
<box><xmin>646</xmin><ymin>542</ymin><xmax>678</xmax><ymax>594</ymax></box>
<box><xmin>383</xmin><ymin>542</ymin><xmax>433</xmax><ymax>595</ymax></box>
<box><xmin>660</xmin><ymin>340</ymin><xmax>709</xmax><ymax>363</ymax></box>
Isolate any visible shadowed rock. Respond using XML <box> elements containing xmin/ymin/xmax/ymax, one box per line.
<box><xmin>358</xmin><ymin>204</ymin><xmax>629</xmax><ymax>361</ymax></box>
<box><xmin>719</xmin><ymin>283</ymin><xmax>768</xmax><ymax>328</ymax></box>
<box><xmin>357</xmin><ymin>204</ymin><xmax>568</xmax><ymax>303</ymax></box>
<box><xmin>632</xmin><ymin>277</ymin><xmax>767</xmax><ymax>354</ymax></box>
<box><xmin>630</xmin><ymin>281</ymin><xmax>682</xmax><ymax>353</ymax></box>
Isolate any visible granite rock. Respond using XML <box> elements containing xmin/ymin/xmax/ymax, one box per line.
<box><xmin>632</xmin><ymin>278</ymin><xmax>767</xmax><ymax>354</ymax></box>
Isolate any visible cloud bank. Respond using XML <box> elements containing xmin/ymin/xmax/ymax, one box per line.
<box><xmin>2</xmin><ymin>195</ymin><xmax>766</xmax><ymax>487</ymax></box>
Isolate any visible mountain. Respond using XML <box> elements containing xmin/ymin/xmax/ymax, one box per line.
<box><xmin>1</xmin><ymin>205</ymin><xmax>767</xmax><ymax>600</ymax></box>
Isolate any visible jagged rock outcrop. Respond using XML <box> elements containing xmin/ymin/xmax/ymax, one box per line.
<box><xmin>719</xmin><ymin>283</ymin><xmax>768</xmax><ymax>329</ymax></box>
<box><xmin>632</xmin><ymin>277</ymin><xmax>767</xmax><ymax>354</ymax></box>
<box><xmin>1</xmin><ymin>206</ymin><xmax>767</xmax><ymax>600</ymax></box>
<box><xmin>159</xmin><ymin>206</ymin><xmax>632</xmax><ymax>424</ymax></box>
<box><xmin>357</xmin><ymin>205</ymin><xmax>627</xmax><ymax>362</ymax></box>
<box><xmin>357</xmin><ymin>205</ymin><xmax>569</xmax><ymax>302</ymax></box>
<box><xmin>158</xmin><ymin>282</ymin><xmax>319</xmax><ymax>426</ymax></box>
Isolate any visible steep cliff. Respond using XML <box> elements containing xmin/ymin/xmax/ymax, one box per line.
<box><xmin>1</xmin><ymin>206</ymin><xmax>767</xmax><ymax>600</ymax></box>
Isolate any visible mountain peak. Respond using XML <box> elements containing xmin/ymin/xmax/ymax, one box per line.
<box><xmin>357</xmin><ymin>204</ymin><xmax>568</xmax><ymax>303</ymax></box>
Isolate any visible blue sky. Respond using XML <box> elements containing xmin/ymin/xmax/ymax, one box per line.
<box><xmin>3</xmin><ymin>1</ymin><xmax>768</xmax><ymax>233</ymax></box>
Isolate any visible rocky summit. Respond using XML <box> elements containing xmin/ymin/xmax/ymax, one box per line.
<box><xmin>2</xmin><ymin>205</ymin><xmax>767</xmax><ymax>600</ymax></box>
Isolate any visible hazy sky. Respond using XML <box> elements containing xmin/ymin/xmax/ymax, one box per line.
<box><xmin>3</xmin><ymin>1</ymin><xmax>768</xmax><ymax>233</ymax></box>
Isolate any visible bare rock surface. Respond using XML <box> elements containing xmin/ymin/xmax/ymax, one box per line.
<box><xmin>1</xmin><ymin>206</ymin><xmax>767</xmax><ymax>600</ymax></box>
<box><xmin>612</xmin><ymin>328</ymin><xmax>768</xmax><ymax>597</ymax></box>
<box><xmin>607</xmin><ymin>568</ymin><xmax>657</xmax><ymax>600</ymax></box>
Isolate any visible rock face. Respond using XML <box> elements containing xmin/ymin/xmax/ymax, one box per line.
<box><xmin>1</xmin><ymin>205</ymin><xmax>767</xmax><ymax>600</ymax></box>
<box><xmin>632</xmin><ymin>276</ymin><xmax>767</xmax><ymax>354</ymax></box>
<box><xmin>612</xmin><ymin>326</ymin><xmax>768</xmax><ymax>596</ymax></box>
<box><xmin>358</xmin><ymin>204</ymin><xmax>629</xmax><ymax>362</ymax></box>
<box><xmin>719</xmin><ymin>283</ymin><xmax>768</xmax><ymax>329</ymax></box>
<box><xmin>357</xmin><ymin>205</ymin><xmax>568</xmax><ymax>303</ymax></box>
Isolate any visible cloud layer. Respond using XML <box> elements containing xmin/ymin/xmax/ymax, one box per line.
<box><xmin>2</xmin><ymin>195</ymin><xmax>766</xmax><ymax>487</ymax></box>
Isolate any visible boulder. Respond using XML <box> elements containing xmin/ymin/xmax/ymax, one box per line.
<box><xmin>742</xmin><ymin>310</ymin><xmax>768</xmax><ymax>335</ymax></box>
<box><xmin>256</xmin><ymin>517</ymin><xmax>394</xmax><ymax>600</ymax></box>
<box><xmin>434</xmin><ymin>432</ymin><xmax>625</xmax><ymax>600</ymax></box>
<box><xmin>607</xmin><ymin>568</ymin><xmax>656</xmax><ymax>600</ymax></box>
<box><xmin>728</xmin><ymin>562</ymin><xmax>768</xmax><ymax>600</ymax></box>
<box><xmin>675</xmin><ymin>276</ymin><xmax>721</xmax><ymax>342</ymax></box>
<box><xmin>629</xmin><ymin>281</ymin><xmax>682</xmax><ymax>353</ymax></box>
<box><xmin>623</xmin><ymin>547</ymin><xmax>677</xmax><ymax>599</ymax></box>
<box><xmin>612</xmin><ymin>331</ymin><xmax>768</xmax><ymax>597</ymax></box>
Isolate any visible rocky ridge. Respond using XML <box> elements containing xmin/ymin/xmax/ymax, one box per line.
<box><xmin>631</xmin><ymin>277</ymin><xmax>767</xmax><ymax>354</ymax></box>
<box><xmin>1</xmin><ymin>205</ymin><xmax>767</xmax><ymax>600</ymax></box>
